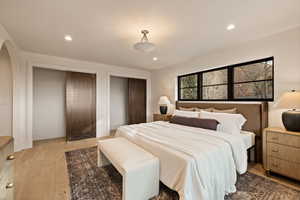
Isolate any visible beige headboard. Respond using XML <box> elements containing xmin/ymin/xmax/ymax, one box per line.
<box><xmin>176</xmin><ymin>101</ymin><xmax>268</xmax><ymax>162</ymax></box>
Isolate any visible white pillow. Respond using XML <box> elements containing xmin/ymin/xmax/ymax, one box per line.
<box><xmin>200</xmin><ymin>111</ymin><xmax>246</xmax><ymax>135</ymax></box>
<box><xmin>173</xmin><ymin>110</ymin><xmax>200</xmax><ymax>118</ymax></box>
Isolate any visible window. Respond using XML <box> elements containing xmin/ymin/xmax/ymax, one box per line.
<box><xmin>202</xmin><ymin>69</ymin><xmax>228</xmax><ymax>100</ymax></box>
<box><xmin>178</xmin><ymin>74</ymin><xmax>198</xmax><ymax>100</ymax></box>
<box><xmin>233</xmin><ymin>60</ymin><xmax>273</xmax><ymax>100</ymax></box>
<box><xmin>178</xmin><ymin>57</ymin><xmax>274</xmax><ymax>101</ymax></box>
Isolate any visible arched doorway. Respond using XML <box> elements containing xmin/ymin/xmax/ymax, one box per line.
<box><xmin>0</xmin><ymin>43</ymin><xmax>13</xmax><ymax>137</ymax></box>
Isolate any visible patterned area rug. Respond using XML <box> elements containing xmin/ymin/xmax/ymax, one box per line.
<box><xmin>65</xmin><ymin>147</ymin><xmax>300</xmax><ymax>200</ymax></box>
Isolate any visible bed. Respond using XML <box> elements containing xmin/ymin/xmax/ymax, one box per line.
<box><xmin>115</xmin><ymin>102</ymin><xmax>268</xmax><ymax>200</ymax></box>
<box><xmin>176</xmin><ymin>101</ymin><xmax>268</xmax><ymax>162</ymax></box>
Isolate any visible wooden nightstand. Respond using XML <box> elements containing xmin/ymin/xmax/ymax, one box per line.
<box><xmin>263</xmin><ymin>127</ymin><xmax>300</xmax><ymax>180</ymax></box>
<box><xmin>153</xmin><ymin>114</ymin><xmax>172</xmax><ymax>122</ymax></box>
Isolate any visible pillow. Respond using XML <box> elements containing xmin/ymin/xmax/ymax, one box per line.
<box><xmin>212</xmin><ymin>108</ymin><xmax>237</xmax><ymax>114</ymax></box>
<box><xmin>173</xmin><ymin>110</ymin><xmax>200</xmax><ymax>118</ymax></box>
<box><xmin>170</xmin><ymin>115</ymin><xmax>219</xmax><ymax>130</ymax></box>
<box><xmin>199</xmin><ymin>111</ymin><xmax>246</xmax><ymax>135</ymax></box>
<box><xmin>179</xmin><ymin>107</ymin><xmax>196</xmax><ymax>111</ymax></box>
<box><xmin>195</xmin><ymin>107</ymin><xmax>214</xmax><ymax>112</ymax></box>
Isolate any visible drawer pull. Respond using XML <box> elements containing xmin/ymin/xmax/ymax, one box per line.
<box><xmin>6</xmin><ymin>183</ymin><xmax>14</xmax><ymax>189</ymax></box>
<box><xmin>7</xmin><ymin>155</ymin><xmax>15</xmax><ymax>160</ymax></box>
<box><xmin>271</xmin><ymin>137</ymin><xmax>278</xmax><ymax>140</ymax></box>
<box><xmin>272</xmin><ymin>150</ymin><xmax>279</xmax><ymax>153</ymax></box>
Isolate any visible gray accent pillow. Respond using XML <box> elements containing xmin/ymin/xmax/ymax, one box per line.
<box><xmin>170</xmin><ymin>115</ymin><xmax>219</xmax><ymax>130</ymax></box>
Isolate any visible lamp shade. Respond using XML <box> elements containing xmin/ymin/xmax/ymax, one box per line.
<box><xmin>276</xmin><ymin>90</ymin><xmax>300</xmax><ymax>109</ymax></box>
<box><xmin>133</xmin><ymin>42</ymin><xmax>155</xmax><ymax>52</ymax></box>
<box><xmin>158</xmin><ymin>96</ymin><xmax>170</xmax><ymax>105</ymax></box>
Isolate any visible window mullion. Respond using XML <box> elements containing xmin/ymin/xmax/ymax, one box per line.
<box><xmin>178</xmin><ymin>77</ymin><xmax>181</xmax><ymax>100</ymax></box>
<box><xmin>199</xmin><ymin>73</ymin><xmax>203</xmax><ymax>100</ymax></box>
<box><xmin>228</xmin><ymin>67</ymin><xmax>233</xmax><ymax>100</ymax></box>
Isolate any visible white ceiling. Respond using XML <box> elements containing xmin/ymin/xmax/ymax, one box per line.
<box><xmin>0</xmin><ymin>0</ymin><xmax>300</xmax><ymax>70</ymax></box>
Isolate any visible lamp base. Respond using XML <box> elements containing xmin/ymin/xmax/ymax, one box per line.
<box><xmin>160</xmin><ymin>106</ymin><xmax>168</xmax><ymax>115</ymax></box>
<box><xmin>282</xmin><ymin>110</ymin><xmax>300</xmax><ymax>132</ymax></box>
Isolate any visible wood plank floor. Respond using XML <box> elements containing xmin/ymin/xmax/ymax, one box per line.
<box><xmin>14</xmin><ymin>137</ymin><xmax>300</xmax><ymax>200</ymax></box>
<box><xmin>14</xmin><ymin>137</ymin><xmax>99</xmax><ymax>200</ymax></box>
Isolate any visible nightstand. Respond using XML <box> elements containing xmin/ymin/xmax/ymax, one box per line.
<box><xmin>153</xmin><ymin>114</ymin><xmax>172</xmax><ymax>122</ymax></box>
<box><xmin>263</xmin><ymin>127</ymin><xmax>300</xmax><ymax>180</ymax></box>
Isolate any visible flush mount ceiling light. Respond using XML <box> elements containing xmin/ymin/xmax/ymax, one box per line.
<box><xmin>134</xmin><ymin>30</ymin><xmax>155</xmax><ymax>52</ymax></box>
<box><xmin>64</xmin><ymin>35</ymin><xmax>72</xmax><ymax>41</ymax></box>
<box><xmin>153</xmin><ymin>57</ymin><xmax>158</xmax><ymax>61</ymax></box>
<box><xmin>227</xmin><ymin>24</ymin><xmax>235</xmax><ymax>31</ymax></box>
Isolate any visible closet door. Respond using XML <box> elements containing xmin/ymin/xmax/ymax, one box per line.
<box><xmin>66</xmin><ymin>72</ymin><xmax>96</xmax><ymax>141</ymax></box>
<box><xmin>128</xmin><ymin>78</ymin><xmax>146</xmax><ymax>124</ymax></box>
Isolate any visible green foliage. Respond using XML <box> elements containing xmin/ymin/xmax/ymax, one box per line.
<box><xmin>179</xmin><ymin>59</ymin><xmax>273</xmax><ymax>100</ymax></box>
<box><xmin>180</xmin><ymin>75</ymin><xmax>197</xmax><ymax>88</ymax></box>
<box><xmin>181</xmin><ymin>88</ymin><xmax>198</xmax><ymax>99</ymax></box>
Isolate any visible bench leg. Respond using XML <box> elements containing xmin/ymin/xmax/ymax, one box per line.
<box><xmin>97</xmin><ymin>148</ymin><xmax>110</xmax><ymax>167</ymax></box>
<box><xmin>122</xmin><ymin>159</ymin><xmax>159</xmax><ymax>200</ymax></box>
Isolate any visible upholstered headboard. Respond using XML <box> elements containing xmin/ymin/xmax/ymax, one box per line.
<box><xmin>176</xmin><ymin>101</ymin><xmax>268</xmax><ymax>162</ymax></box>
<box><xmin>176</xmin><ymin>101</ymin><xmax>268</xmax><ymax>136</ymax></box>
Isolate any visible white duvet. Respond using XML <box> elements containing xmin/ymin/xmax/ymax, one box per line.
<box><xmin>116</xmin><ymin>121</ymin><xmax>247</xmax><ymax>200</ymax></box>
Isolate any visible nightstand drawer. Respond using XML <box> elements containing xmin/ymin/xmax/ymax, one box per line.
<box><xmin>267</xmin><ymin>143</ymin><xmax>300</xmax><ymax>164</ymax></box>
<box><xmin>153</xmin><ymin>114</ymin><xmax>172</xmax><ymax>122</ymax></box>
<box><xmin>0</xmin><ymin>141</ymin><xmax>13</xmax><ymax>172</ymax></box>
<box><xmin>267</xmin><ymin>131</ymin><xmax>300</xmax><ymax>148</ymax></box>
<box><xmin>0</xmin><ymin>139</ymin><xmax>14</xmax><ymax>200</ymax></box>
<box><xmin>269</xmin><ymin>157</ymin><xmax>300</xmax><ymax>180</ymax></box>
<box><xmin>0</xmin><ymin>164</ymin><xmax>14</xmax><ymax>200</ymax></box>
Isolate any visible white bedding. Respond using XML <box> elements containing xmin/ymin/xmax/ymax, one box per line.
<box><xmin>116</xmin><ymin>121</ymin><xmax>247</xmax><ymax>200</ymax></box>
<box><xmin>240</xmin><ymin>130</ymin><xmax>255</xmax><ymax>149</ymax></box>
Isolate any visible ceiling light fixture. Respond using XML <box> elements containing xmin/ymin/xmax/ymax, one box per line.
<box><xmin>153</xmin><ymin>57</ymin><xmax>158</xmax><ymax>61</ymax></box>
<box><xmin>134</xmin><ymin>30</ymin><xmax>155</xmax><ymax>52</ymax></box>
<box><xmin>64</xmin><ymin>35</ymin><xmax>72</xmax><ymax>41</ymax></box>
<box><xmin>227</xmin><ymin>24</ymin><xmax>235</xmax><ymax>31</ymax></box>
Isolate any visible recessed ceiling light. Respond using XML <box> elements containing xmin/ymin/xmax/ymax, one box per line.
<box><xmin>227</xmin><ymin>24</ymin><xmax>235</xmax><ymax>31</ymax></box>
<box><xmin>64</xmin><ymin>35</ymin><xmax>72</xmax><ymax>41</ymax></box>
<box><xmin>153</xmin><ymin>57</ymin><xmax>158</xmax><ymax>61</ymax></box>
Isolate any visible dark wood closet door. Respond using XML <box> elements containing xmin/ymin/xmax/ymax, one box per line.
<box><xmin>66</xmin><ymin>72</ymin><xmax>96</xmax><ymax>141</ymax></box>
<box><xmin>128</xmin><ymin>78</ymin><xmax>146</xmax><ymax>124</ymax></box>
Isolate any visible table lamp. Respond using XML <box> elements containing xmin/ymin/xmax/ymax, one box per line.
<box><xmin>158</xmin><ymin>96</ymin><xmax>170</xmax><ymax>114</ymax></box>
<box><xmin>276</xmin><ymin>90</ymin><xmax>300</xmax><ymax>131</ymax></box>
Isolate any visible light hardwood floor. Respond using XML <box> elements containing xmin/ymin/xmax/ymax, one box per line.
<box><xmin>14</xmin><ymin>138</ymin><xmax>300</xmax><ymax>200</ymax></box>
<box><xmin>14</xmin><ymin>137</ymin><xmax>99</xmax><ymax>200</ymax></box>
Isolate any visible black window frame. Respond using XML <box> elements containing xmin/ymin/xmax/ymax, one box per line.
<box><xmin>177</xmin><ymin>73</ymin><xmax>199</xmax><ymax>100</ymax></box>
<box><xmin>178</xmin><ymin>57</ymin><xmax>274</xmax><ymax>101</ymax></box>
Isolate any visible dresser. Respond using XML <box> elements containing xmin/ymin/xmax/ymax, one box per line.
<box><xmin>0</xmin><ymin>136</ymin><xmax>14</xmax><ymax>200</ymax></box>
<box><xmin>263</xmin><ymin>128</ymin><xmax>300</xmax><ymax>180</ymax></box>
<box><xmin>153</xmin><ymin>114</ymin><xmax>172</xmax><ymax>122</ymax></box>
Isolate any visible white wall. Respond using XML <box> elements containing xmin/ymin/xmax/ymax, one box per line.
<box><xmin>0</xmin><ymin>24</ymin><xmax>29</xmax><ymax>152</ymax></box>
<box><xmin>110</xmin><ymin>76</ymin><xmax>128</xmax><ymax>130</ymax></box>
<box><xmin>23</xmin><ymin>51</ymin><xmax>152</xmax><ymax>149</ymax></box>
<box><xmin>0</xmin><ymin>45</ymin><xmax>13</xmax><ymax>136</ymax></box>
<box><xmin>1</xmin><ymin>22</ymin><xmax>152</xmax><ymax>151</ymax></box>
<box><xmin>33</xmin><ymin>68</ymin><xmax>66</xmax><ymax>140</ymax></box>
<box><xmin>152</xmin><ymin>27</ymin><xmax>300</xmax><ymax>128</ymax></box>
<box><xmin>1</xmin><ymin>22</ymin><xmax>151</xmax><ymax>151</ymax></box>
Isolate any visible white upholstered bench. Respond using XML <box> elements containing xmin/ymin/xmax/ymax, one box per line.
<box><xmin>97</xmin><ymin>137</ymin><xmax>159</xmax><ymax>200</ymax></box>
